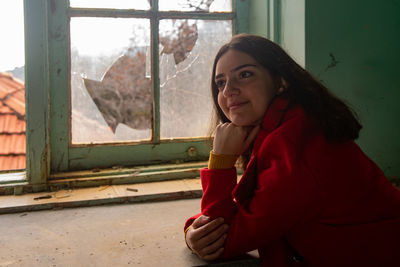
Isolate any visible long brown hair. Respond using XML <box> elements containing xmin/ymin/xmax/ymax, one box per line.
<box><xmin>210</xmin><ymin>34</ymin><xmax>362</xmax><ymax>167</ymax></box>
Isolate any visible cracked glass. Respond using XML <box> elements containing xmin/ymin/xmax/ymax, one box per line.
<box><xmin>159</xmin><ymin>19</ymin><xmax>232</xmax><ymax>138</ymax></box>
<box><xmin>70</xmin><ymin>18</ymin><xmax>152</xmax><ymax>144</ymax></box>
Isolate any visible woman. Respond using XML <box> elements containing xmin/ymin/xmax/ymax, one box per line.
<box><xmin>184</xmin><ymin>34</ymin><xmax>400</xmax><ymax>266</ymax></box>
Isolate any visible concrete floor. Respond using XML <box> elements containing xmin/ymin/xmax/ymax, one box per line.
<box><xmin>0</xmin><ymin>199</ymin><xmax>259</xmax><ymax>267</ymax></box>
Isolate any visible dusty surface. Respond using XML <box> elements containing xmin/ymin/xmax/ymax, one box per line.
<box><xmin>0</xmin><ymin>179</ymin><xmax>203</xmax><ymax>213</ymax></box>
<box><xmin>0</xmin><ymin>199</ymin><xmax>208</xmax><ymax>267</ymax></box>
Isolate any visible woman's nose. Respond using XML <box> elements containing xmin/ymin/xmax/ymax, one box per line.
<box><xmin>222</xmin><ymin>79</ymin><xmax>239</xmax><ymax>97</ymax></box>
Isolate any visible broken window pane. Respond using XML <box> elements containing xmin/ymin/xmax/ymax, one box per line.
<box><xmin>70</xmin><ymin>18</ymin><xmax>152</xmax><ymax>144</ymax></box>
<box><xmin>159</xmin><ymin>0</ymin><xmax>231</xmax><ymax>12</ymax></box>
<box><xmin>69</xmin><ymin>0</ymin><xmax>150</xmax><ymax>10</ymax></box>
<box><xmin>159</xmin><ymin>19</ymin><xmax>232</xmax><ymax>139</ymax></box>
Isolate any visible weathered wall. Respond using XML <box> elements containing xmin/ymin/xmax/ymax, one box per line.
<box><xmin>305</xmin><ymin>0</ymin><xmax>400</xmax><ymax>177</ymax></box>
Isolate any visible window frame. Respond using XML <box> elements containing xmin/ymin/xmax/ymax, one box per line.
<box><xmin>24</xmin><ymin>0</ymin><xmax>249</xmax><ymax>185</ymax></box>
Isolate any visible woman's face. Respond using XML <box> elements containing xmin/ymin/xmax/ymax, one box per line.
<box><xmin>215</xmin><ymin>49</ymin><xmax>279</xmax><ymax>126</ymax></box>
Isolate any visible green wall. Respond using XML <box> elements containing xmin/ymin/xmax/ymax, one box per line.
<box><xmin>305</xmin><ymin>0</ymin><xmax>400</xmax><ymax>177</ymax></box>
<box><xmin>248</xmin><ymin>0</ymin><xmax>269</xmax><ymax>37</ymax></box>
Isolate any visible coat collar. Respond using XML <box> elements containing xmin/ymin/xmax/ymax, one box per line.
<box><xmin>252</xmin><ymin>96</ymin><xmax>291</xmax><ymax>155</ymax></box>
<box><xmin>232</xmin><ymin>96</ymin><xmax>294</xmax><ymax>205</ymax></box>
<box><xmin>261</xmin><ymin>96</ymin><xmax>291</xmax><ymax>134</ymax></box>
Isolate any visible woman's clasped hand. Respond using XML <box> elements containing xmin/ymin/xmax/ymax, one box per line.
<box><xmin>185</xmin><ymin>215</ymin><xmax>229</xmax><ymax>261</ymax></box>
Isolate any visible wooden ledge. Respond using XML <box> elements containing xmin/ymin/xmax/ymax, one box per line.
<box><xmin>0</xmin><ymin>178</ymin><xmax>202</xmax><ymax>214</ymax></box>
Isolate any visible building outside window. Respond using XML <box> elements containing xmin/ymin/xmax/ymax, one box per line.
<box><xmin>0</xmin><ymin>0</ymin><xmax>26</xmax><ymax>172</ymax></box>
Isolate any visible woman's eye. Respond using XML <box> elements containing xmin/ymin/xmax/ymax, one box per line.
<box><xmin>239</xmin><ymin>71</ymin><xmax>252</xmax><ymax>79</ymax></box>
<box><xmin>216</xmin><ymin>80</ymin><xmax>226</xmax><ymax>90</ymax></box>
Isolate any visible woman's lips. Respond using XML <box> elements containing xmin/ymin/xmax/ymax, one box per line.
<box><xmin>229</xmin><ymin>101</ymin><xmax>248</xmax><ymax>110</ymax></box>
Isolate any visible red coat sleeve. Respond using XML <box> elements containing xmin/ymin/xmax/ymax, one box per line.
<box><xmin>201</xmin><ymin>167</ymin><xmax>238</xmax><ymax>221</ymax></box>
<box><xmin>183</xmin><ymin>168</ymin><xmax>237</xmax><ymax>231</ymax></box>
<box><xmin>201</xmin><ymin>133</ymin><xmax>320</xmax><ymax>258</ymax></box>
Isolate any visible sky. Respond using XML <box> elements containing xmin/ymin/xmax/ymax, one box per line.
<box><xmin>0</xmin><ymin>0</ymin><xmax>24</xmax><ymax>71</ymax></box>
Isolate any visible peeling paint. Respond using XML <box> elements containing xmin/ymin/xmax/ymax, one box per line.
<box><xmin>40</xmin><ymin>143</ymin><xmax>48</xmax><ymax>183</ymax></box>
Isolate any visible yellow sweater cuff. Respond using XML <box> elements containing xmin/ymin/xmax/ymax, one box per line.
<box><xmin>208</xmin><ymin>151</ymin><xmax>239</xmax><ymax>169</ymax></box>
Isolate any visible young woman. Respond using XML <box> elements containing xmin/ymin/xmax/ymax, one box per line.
<box><xmin>184</xmin><ymin>34</ymin><xmax>400</xmax><ymax>267</ymax></box>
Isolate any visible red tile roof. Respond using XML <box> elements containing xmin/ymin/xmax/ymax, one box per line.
<box><xmin>0</xmin><ymin>72</ymin><xmax>26</xmax><ymax>170</ymax></box>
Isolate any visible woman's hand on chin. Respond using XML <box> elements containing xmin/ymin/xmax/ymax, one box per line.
<box><xmin>213</xmin><ymin>123</ymin><xmax>260</xmax><ymax>155</ymax></box>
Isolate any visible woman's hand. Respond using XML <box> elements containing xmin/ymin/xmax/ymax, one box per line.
<box><xmin>213</xmin><ymin>123</ymin><xmax>260</xmax><ymax>155</ymax></box>
<box><xmin>185</xmin><ymin>215</ymin><xmax>229</xmax><ymax>261</ymax></box>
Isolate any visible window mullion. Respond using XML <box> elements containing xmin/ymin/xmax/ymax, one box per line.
<box><xmin>151</xmin><ymin>0</ymin><xmax>160</xmax><ymax>143</ymax></box>
<box><xmin>272</xmin><ymin>0</ymin><xmax>281</xmax><ymax>44</ymax></box>
<box><xmin>68</xmin><ymin>8</ymin><xmax>151</xmax><ymax>18</ymax></box>
<box><xmin>24</xmin><ymin>0</ymin><xmax>50</xmax><ymax>183</ymax></box>
<box><xmin>48</xmin><ymin>0</ymin><xmax>70</xmax><ymax>172</ymax></box>
<box><xmin>232</xmin><ymin>0</ymin><xmax>249</xmax><ymax>34</ymax></box>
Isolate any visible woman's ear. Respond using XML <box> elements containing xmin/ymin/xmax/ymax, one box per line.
<box><xmin>277</xmin><ymin>77</ymin><xmax>288</xmax><ymax>95</ymax></box>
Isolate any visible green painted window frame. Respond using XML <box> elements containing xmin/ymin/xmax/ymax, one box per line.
<box><xmin>24</xmin><ymin>0</ymin><xmax>249</xmax><ymax>185</ymax></box>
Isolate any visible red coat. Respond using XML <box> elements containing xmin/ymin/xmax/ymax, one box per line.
<box><xmin>185</xmin><ymin>97</ymin><xmax>400</xmax><ymax>267</ymax></box>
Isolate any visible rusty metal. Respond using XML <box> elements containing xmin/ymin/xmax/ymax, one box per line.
<box><xmin>187</xmin><ymin>146</ymin><xmax>198</xmax><ymax>157</ymax></box>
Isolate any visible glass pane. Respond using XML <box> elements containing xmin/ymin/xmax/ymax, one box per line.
<box><xmin>69</xmin><ymin>0</ymin><xmax>150</xmax><ymax>10</ymax></box>
<box><xmin>70</xmin><ymin>18</ymin><xmax>152</xmax><ymax>144</ymax></box>
<box><xmin>0</xmin><ymin>0</ymin><xmax>26</xmax><ymax>172</ymax></box>
<box><xmin>159</xmin><ymin>0</ymin><xmax>231</xmax><ymax>12</ymax></box>
<box><xmin>159</xmin><ymin>19</ymin><xmax>232</xmax><ymax>138</ymax></box>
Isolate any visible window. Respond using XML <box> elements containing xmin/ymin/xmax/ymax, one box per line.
<box><xmin>22</xmin><ymin>0</ymin><xmax>249</xmax><ymax>185</ymax></box>
<box><xmin>0</xmin><ymin>0</ymin><xmax>26</xmax><ymax>173</ymax></box>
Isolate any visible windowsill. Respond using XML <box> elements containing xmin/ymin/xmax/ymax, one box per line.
<box><xmin>0</xmin><ymin>161</ymin><xmax>208</xmax><ymax>195</ymax></box>
<box><xmin>0</xmin><ymin>178</ymin><xmax>203</xmax><ymax>214</ymax></box>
